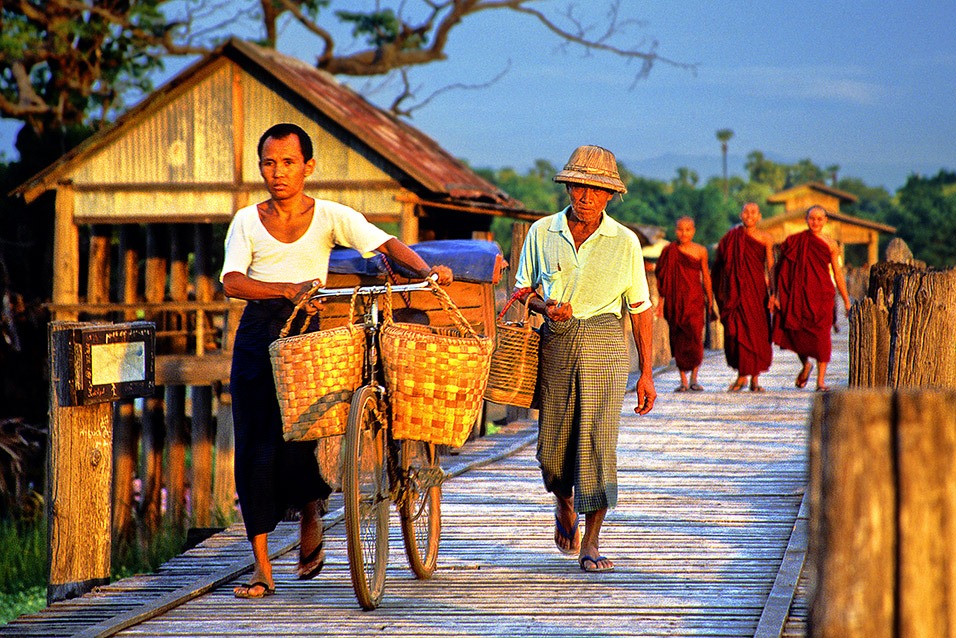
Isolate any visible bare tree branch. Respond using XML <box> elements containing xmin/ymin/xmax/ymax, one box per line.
<box><xmin>0</xmin><ymin>0</ymin><xmax>695</xmax><ymax>132</ymax></box>
<box><xmin>389</xmin><ymin>59</ymin><xmax>512</xmax><ymax>117</ymax></box>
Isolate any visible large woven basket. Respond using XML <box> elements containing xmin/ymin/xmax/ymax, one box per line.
<box><xmin>484</xmin><ymin>291</ymin><xmax>539</xmax><ymax>408</ymax></box>
<box><xmin>380</xmin><ymin>280</ymin><xmax>494</xmax><ymax>448</ymax></box>
<box><xmin>269</xmin><ymin>287</ymin><xmax>365</xmax><ymax>441</ymax></box>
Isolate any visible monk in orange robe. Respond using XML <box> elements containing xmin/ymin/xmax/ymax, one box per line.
<box><xmin>656</xmin><ymin>217</ymin><xmax>716</xmax><ymax>392</ymax></box>
<box><xmin>772</xmin><ymin>205</ymin><xmax>851</xmax><ymax>392</ymax></box>
<box><xmin>713</xmin><ymin>203</ymin><xmax>774</xmax><ymax>392</ymax></box>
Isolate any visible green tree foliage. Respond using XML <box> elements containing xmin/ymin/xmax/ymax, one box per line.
<box><xmin>478</xmin><ymin>152</ymin><xmax>956</xmax><ymax>266</ymax></box>
<box><xmin>0</xmin><ymin>0</ymin><xmax>176</xmax><ymax>136</ymax></box>
<box><xmin>889</xmin><ymin>170</ymin><xmax>956</xmax><ymax>268</ymax></box>
<box><xmin>1</xmin><ymin>1</ymin><xmax>693</xmax><ymax>141</ymax></box>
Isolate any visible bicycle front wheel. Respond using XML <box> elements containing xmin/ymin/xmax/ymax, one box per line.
<box><xmin>343</xmin><ymin>385</ymin><xmax>390</xmax><ymax>610</ymax></box>
<box><xmin>398</xmin><ymin>440</ymin><xmax>441</xmax><ymax>579</ymax></box>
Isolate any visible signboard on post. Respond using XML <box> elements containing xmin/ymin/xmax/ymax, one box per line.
<box><xmin>70</xmin><ymin>322</ymin><xmax>155</xmax><ymax>405</ymax></box>
<box><xmin>47</xmin><ymin>320</ymin><xmax>156</xmax><ymax>604</ymax></box>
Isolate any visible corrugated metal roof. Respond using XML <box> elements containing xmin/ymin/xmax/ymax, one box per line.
<box><xmin>766</xmin><ymin>181</ymin><xmax>859</xmax><ymax>204</ymax></box>
<box><xmin>226</xmin><ymin>40</ymin><xmax>516</xmax><ymax>204</ymax></box>
<box><xmin>13</xmin><ymin>38</ymin><xmax>525</xmax><ymax>212</ymax></box>
<box><xmin>760</xmin><ymin>208</ymin><xmax>896</xmax><ymax>234</ymax></box>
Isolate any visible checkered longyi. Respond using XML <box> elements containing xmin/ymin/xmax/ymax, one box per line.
<box><xmin>536</xmin><ymin>313</ymin><xmax>628</xmax><ymax>513</ymax></box>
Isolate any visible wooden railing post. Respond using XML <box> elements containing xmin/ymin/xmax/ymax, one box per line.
<box><xmin>809</xmin><ymin>388</ymin><xmax>956</xmax><ymax>637</ymax></box>
<box><xmin>191</xmin><ymin>223</ymin><xmax>215</xmax><ymax>526</ymax></box>
<box><xmin>847</xmin><ymin>289</ymin><xmax>890</xmax><ymax>387</ymax></box>
<box><xmin>47</xmin><ymin>321</ymin><xmax>112</xmax><ymax>604</ymax></box>
<box><xmin>165</xmin><ymin>225</ymin><xmax>189</xmax><ymax>528</ymax></box>
<box><xmin>142</xmin><ymin>225</ymin><xmax>166</xmax><ymax>534</ymax></box>
<box><xmin>888</xmin><ymin>267</ymin><xmax>956</xmax><ymax>388</ymax></box>
<box><xmin>214</xmin><ymin>384</ymin><xmax>236</xmax><ymax>520</ymax></box>
<box><xmin>849</xmin><ymin>264</ymin><xmax>956</xmax><ymax>389</ymax></box>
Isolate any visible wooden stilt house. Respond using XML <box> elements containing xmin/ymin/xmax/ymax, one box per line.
<box><xmin>11</xmin><ymin>38</ymin><xmax>529</xmax><ymax>529</ymax></box>
<box><xmin>762</xmin><ymin>181</ymin><xmax>896</xmax><ymax>265</ymax></box>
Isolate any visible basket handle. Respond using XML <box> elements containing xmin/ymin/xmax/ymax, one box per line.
<box><xmin>279</xmin><ymin>283</ymin><xmax>360</xmax><ymax>338</ymax></box>
<box><xmin>497</xmin><ymin>287</ymin><xmax>535</xmax><ymax>324</ymax></box>
<box><xmin>425</xmin><ymin>279</ymin><xmax>480</xmax><ymax>338</ymax></box>
<box><xmin>382</xmin><ymin>279</ymin><xmax>479</xmax><ymax>339</ymax></box>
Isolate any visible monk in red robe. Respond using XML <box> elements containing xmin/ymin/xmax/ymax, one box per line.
<box><xmin>772</xmin><ymin>205</ymin><xmax>851</xmax><ymax>391</ymax></box>
<box><xmin>656</xmin><ymin>217</ymin><xmax>716</xmax><ymax>392</ymax></box>
<box><xmin>713</xmin><ymin>203</ymin><xmax>774</xmax><ymax>392</ymax></box>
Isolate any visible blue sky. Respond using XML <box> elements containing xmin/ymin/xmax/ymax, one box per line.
<box><xmin>2</xmin><ymin>1</ymin><xmax>953</xmax><ymax>191</ymax></box>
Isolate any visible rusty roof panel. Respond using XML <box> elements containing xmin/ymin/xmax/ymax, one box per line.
<box><xmin>226</xmin><ymin>39</ymin><xmax>521</xmax><ymax>208</ymax></box>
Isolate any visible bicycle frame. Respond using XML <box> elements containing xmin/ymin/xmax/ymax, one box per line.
<box><xmin>314</xmin><ymin>276</ymin><xmax>443</xmax><ymax>609</ymax></box>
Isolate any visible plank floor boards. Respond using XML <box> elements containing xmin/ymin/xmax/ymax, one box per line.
<box><xmin>3</xmin><ymin>324</ymin><xmax>847</xmax><ymax>637</ymax></box>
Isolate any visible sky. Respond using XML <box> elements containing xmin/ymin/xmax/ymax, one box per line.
<box><xmin>2</xmin><ymin>1</ymin><xmax>954</xmax><ymax>192</ymax></box>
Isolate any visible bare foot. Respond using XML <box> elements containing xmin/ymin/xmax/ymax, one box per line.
<box><xmin>553</xmin><ymin>496</ymin><xmax>579</xmax><ymax>555</ymax></box>
<box><xmin>796</xmin><ymin>363</ymin><xmax>812</xmax><ymax>388</ymax></box>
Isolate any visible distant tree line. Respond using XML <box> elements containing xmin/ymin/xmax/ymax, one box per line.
<box><xmin>478</xmin><ymin>154</ymin><xmax>956</xmax><ymax>269</ymax></box>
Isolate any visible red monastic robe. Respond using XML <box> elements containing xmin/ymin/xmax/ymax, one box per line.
<box><xmin>656</xmin><ymin>243</ymin><xmax>705</xmax><ymax>371</ymax></box>
<box><xmin>772</xmin><ymin>230</ymin><xmax>835</xmax><ymax>362</ymax></box>
<box><xmin>713</xmin><ymin>226</ymin><xmax>772</xmax><ymax>376</ymax></box>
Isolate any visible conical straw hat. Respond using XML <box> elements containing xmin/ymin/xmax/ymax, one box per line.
<box><xmin>553</xmin><ymin>145</ymin><xmax>627</xmax><ymax>193</ymax></box>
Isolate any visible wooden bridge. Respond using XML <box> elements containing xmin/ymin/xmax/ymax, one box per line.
<box><xmin>4</xmin><ymin>325</ymin><xmax>849</xmax><ymax>637</ymax></box>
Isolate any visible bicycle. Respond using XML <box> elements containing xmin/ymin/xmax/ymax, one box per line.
<box><xmin>310</xmin><ymin>277</ymin><xmax>443</xmax><ymax>610</ymax></box>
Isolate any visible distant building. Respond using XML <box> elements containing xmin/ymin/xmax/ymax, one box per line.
<box><xmin>762</xmin><ymin>181</ymin><xmax>895</xmax><ymax>265</ymax></box>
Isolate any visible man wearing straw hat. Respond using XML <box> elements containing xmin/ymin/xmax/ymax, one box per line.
<box><xmin>221</xmin><ymin>123</ymin><xmax>452</xmax><ymax>599</ymax></box>
<box><xmin>514</xmin><ymin>145</ymin><xmax>656</xmax><ymax>573</ymax></box>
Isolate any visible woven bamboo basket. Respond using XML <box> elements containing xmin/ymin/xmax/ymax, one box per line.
<box><xmin>484</xmin><ymin>291</ymin><xmax>539</xmax><ymax>408</ymax></box>
<box><xmin>380</xmin><ymin>280</ymin><xmax>494</xmax><ymax>448</ymax></box>
<box><xmin>269</xmin><ymin>287</ymin><xmax>365</xmax><ymax>441</ymax></box>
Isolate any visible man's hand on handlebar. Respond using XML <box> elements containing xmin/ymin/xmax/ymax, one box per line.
<box><xmin>428</xmin><ymin>265</ymin><xmax>453</xmax><ymax>285</ymax></box>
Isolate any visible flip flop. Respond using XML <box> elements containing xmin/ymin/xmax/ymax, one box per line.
<box><xmin>727</xmin><ymin>380</ymin><xmax>745</xmax><ymax>393</ymax></box>
<box><xmin>579</xmin><ymin>555</ymin><xmax>614</xmax><ymax>573</ymax></box>
<box><xmin>234</xmin><ymin>581</ymin><xmax>275</xmax><ymax>599</ymax></box>
<box><xmin>674</xmin><ymin>385</ymin><xmax>689</xmax><ymax>393</ymax></box>
<box><xmin>688</xmin><ymin>383</ymin><xmax>704</xmax><ymax>392</ymax></box>
<box><xmin>296</xmin><ymin>542</ymin><xmax>325</xmax><ymax>580</ymax></box>
<box><xmin>554</xmin><ymin>512</ymin><xmax>580</xmax><ymax>556</ymax></box>
<box><xmin>750</xmin><ymin>384</ymin><xmax>766</xmax><ymax>393</ymax></box>
<box><xmin>815</xmin><ymin>385</ymin><xmax>830</xmax><ymax>393</ymax></box>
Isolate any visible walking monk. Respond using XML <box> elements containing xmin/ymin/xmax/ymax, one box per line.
<box><xmin>712</xmin><ymin>203</ymin><xmax>774</xmax><ymax>392</ymax></box>
<box><xmin>772</xmin><ymin>205</ymin><xmax>851</xmax><ymax>392</ymax></box>
<box><xmin>656</xmin><ymin>216</ymin><xmax>716</xmax><ymax>392</ymax></box>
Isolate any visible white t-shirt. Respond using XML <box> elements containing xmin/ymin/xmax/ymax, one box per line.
<box><xmin>220</xmin><ymin>201</ymin><xmax>394</xmax><ymax>284</ymax></box>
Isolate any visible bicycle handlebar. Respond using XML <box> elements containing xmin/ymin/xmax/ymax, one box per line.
<box><xmin>309</xmin><ymin>273</ymin><xmax>439</xmax><ymax>301</ymax></box>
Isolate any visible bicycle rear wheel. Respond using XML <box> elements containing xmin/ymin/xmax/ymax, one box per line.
<box><xmin>343</xmin><ymin>385</ymin><xmax>390</xmax><ymax>610</ymax></box>
<box><xmin>398</xmin><ymin>440</ymin><xmax>441</xmax><ymax>578</ymax></box>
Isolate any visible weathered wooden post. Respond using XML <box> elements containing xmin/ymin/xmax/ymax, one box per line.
<box><xmin>113</xmin><ymin>226</ymin><xmax>141</xmax><ymax>549</ymax></box>
<box><xmin>214</xmin><ymin>383</ymin><xmax>236</xmax><ymax>520</ymax></box>
<box><xmin>847</xmin><ymin>289</ymin><xmax>890</xmax><ymax>387</ymax></box>
<box><xmin>141</xmin><ymin>224</ymin><xmax>166</xmax><ymax>533</ymax></box>
<box><xmin>47</xmin><ymin>321</ymin><xmax>154</xmax><ymax>604</ymax></box>
<box><xmin>888</xmin><ymin>267</ymin><xmax>956</xmax><ymax>389</ymax></box>
<box><xmin>166</xmin><ymin>224</ymin><xmax>189</xmax><ymax>527</ymax></box>
<box><xmin>809</xmin><ymin>389</ymin><xmax>956</xmax><ymax>637</ymax></box>
<box><xmin>191</xmin><ymin>223</ymin><xmax>214</xmax><ymax>526</ymax></box>
<box><xmin>849</xmin><ymin>263</ymin><xmax>956</xmax><ymax>390</ymax></box>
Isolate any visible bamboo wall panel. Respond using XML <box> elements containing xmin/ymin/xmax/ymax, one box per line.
<box><xmin>72</xmin><ymin>64</ymin><xmax>234</xmax><ymax>186</ymax></box>
<box><xmin>240</xmin><ymin>71</ymin><xmax>403</xmax><ymax>218</ymax></box>
<box><xmin>74</xmin><ymin>191</ymin><xmax>237</xmax><ymax>222</ymax></box>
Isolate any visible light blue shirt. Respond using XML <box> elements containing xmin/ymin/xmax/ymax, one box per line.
<box><xmin>515</xmin><ymin>207</ymin><xmax>651</xmax><ymax>319</ymax></box>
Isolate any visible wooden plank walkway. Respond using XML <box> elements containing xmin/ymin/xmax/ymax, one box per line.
<box><xmin>4</xmin><ymin>324</ymin><xmax>848</xmax><ymax>637</ymax></box>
